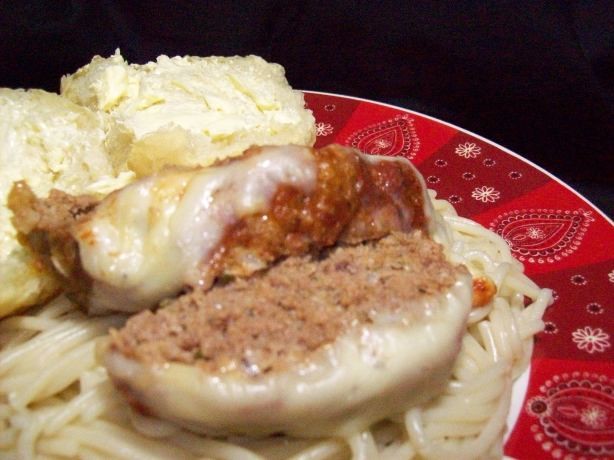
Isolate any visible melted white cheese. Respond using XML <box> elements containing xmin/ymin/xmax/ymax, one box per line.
<box><xmin>76</xmin><ymin>146</ymin><xmax>317</xmax><ymax>313</ymax></box>
<box><xmin>105</xmin><ymin>272</ymin><xmax>472</xmax><ymax>438</ymax></box>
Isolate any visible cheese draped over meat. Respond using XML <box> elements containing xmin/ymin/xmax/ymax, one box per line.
<box><xmin>78</xmin><ymin>145</ymin><xmax>318</xmax><ymax>312</ymax></box>
<box><xmin>105</xmin><ymin>232</ymin><xmax>473</xmax><ymax>438</ymax></box>
<box><xmin>9</xmin><ymin>144</ymin><xmax>436</xmax><ymax>313</ymax></box>
<box><xmin>60</xmin><ymin>144</ymin><xmax>434</xmax><ymax>313</ymax></box>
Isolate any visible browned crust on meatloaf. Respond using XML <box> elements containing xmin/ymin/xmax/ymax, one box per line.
<box><xmin>8</xmin><ymin>181</ymin><xmax>98</xmax><ymax>295</ymax></box>
<box><xmin>9</xmin><ymin>145</ymin><xmax>430</xmax><ymax>312</ymax></box>
<box><xmin>109</xmin><ymin>231</ymin><xmax>468</xmax><ymax>376</ymax></box>
<box><xmin>199</xmin><ymin>144</ymin><xmax>430</xmax><ymax>286</ymax></box>
<box><xmin>9</xmin><ymin>181</ymin><xmax>98</xmax><ymax>236</ymax></box>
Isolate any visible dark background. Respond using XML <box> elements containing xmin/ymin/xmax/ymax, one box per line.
<box><xmin>1</xmin><ymin>1</ymin><xmax>612</xmax><ymax>217</ymax></box>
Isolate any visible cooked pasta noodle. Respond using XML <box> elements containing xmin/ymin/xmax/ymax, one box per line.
<box><xmin>0</xmin><ymin>192</ymin><xmax>551</xmax><ymax>459</ymax></box>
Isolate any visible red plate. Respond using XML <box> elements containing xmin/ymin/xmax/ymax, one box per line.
<box><xmin>305</xmin><ymin>91</ymin><xmax>614</xmax><ymax>460</ymax></box>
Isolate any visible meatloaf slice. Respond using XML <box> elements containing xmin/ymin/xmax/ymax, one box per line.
<box><xmin>105</xmin><ymin>231</ymin><xmax>472</xmax><ymax>438</ymax></box>
<box><xmin>11</xmin><ymin>144</ymin><xmax>435</xmax><ymax>314</ymax></box>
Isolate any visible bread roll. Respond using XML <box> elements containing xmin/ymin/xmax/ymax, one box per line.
<box><xmin>0</xmin><ymin>88</ymin><xmax>131</xmax><ymax>317</ymax></box>
<box><xmin>61</xmin><ymin>51</ymin><xmax>316</xmax><ymax>176</ymax></box>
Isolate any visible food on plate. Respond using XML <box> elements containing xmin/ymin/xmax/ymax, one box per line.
<box><xmin>0</xmin><ymin>88</ymin><xmax>131</xmax><ymax>318</ymax></box>
<box><xmin>1</xmin><ymin>142</ymin><xmax>551</xmax><ymax>459</ymax></box>
<box><xmin>105</xmin><ymin>231</ymin><xmax>472</xmax><ymax>438</ymax></box>
<box><xmin>61</xmin><ymin>51</ymin><xmax>316</xmax><ymax>176</ymax></box>
<box><xmin>10</xmin><ymin>144</ymin><xmax>434</xmax><ymax>314</ymax></box>
<box><xmin>0</xmin><ymin>172</ymin><xmax>551</xmax><ymax>457</ymax></box>
<box><xmin>0</xmin><ymin>53</ymin><xmax>552</xmax><ymax>460</ymax></box>
<box><xmin>1</xmin><ymin>51</ymin><xmax>316</xmax><ymax>317</ymax></box>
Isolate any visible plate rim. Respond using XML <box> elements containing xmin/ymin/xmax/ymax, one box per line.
<box><xmin>306</xmin><ymin>90</ymin><xmax>612</xmax><ymax>457</ymax></box>
<box><xmin>303</xmin><ymin>90</ymin><xmax>613</xmax><ymax>224</ymax></box>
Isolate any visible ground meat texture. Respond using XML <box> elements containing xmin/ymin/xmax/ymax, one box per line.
<box><xmin>8</xmin><ymin>181</ymin><xmax>98</xmax><ymax>294</ymax></box>
<box><xmin>9</xmin><ymin>181</ymin><xmax>98</xmax><ymax>237</ymax></box>
<box><xmin>109</xmin><ymin>231</ymin><xmax>467</xmax><ymax>376</ymax></box>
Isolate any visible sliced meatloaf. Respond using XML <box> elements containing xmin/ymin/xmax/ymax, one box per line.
<box><xmin>105</xmin><ymin>231</ymin><xmax>472</xmax><ymax>438</ymax></box>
